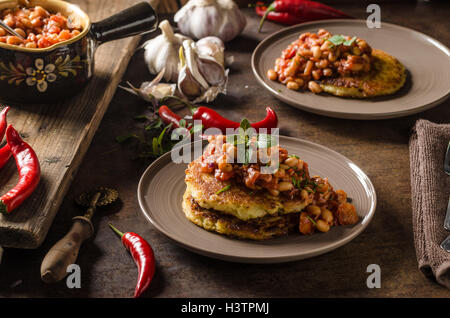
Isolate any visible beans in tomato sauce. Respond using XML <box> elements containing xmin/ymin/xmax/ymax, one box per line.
<box><xmin>0</xmin><ymin>5</ymin><xmax>82</xmax><ymax>48</ymax></box>
<box><xmin>196</xmin><ymin>134</ymin><xmax>359</xmax><ymax>234</ymax></box>
<box><xmin>267</xmin><ymin>29</ymin><xmax>373</xmax><ymax>93</ymax></box>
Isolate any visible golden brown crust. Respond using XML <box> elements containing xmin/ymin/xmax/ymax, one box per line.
<box><xmin>182</xmin><ymin>190</ymin><xmax>300</xmax><ymax>240</ymax></box>
<box><xmin>185</xmin><ymin>162</ymin><xmax>311</xmax><ymax>221</ymax></box>
<box><xmin>320</xmin><ymin>49</ymin><xmax>406</xmax><ymax>98</ymax></box>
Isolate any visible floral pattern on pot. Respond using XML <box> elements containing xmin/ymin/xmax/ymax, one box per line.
<box><xmin>0</xmin><ymin>55</ymin><xmax>86</xmax><ymax>92</ymax></box>
<box><xmin>26</xmin><ymin>59</ymin><xmax>57</xmax><ymax>92</ymax></box>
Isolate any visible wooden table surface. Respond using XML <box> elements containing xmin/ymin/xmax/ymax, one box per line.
<box><xmin>1</xmin><ymin>2</ymin><xmax>449</xmax><ymax>297</ymax></box>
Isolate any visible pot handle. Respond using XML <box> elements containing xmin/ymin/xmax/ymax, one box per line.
<box><xmin>90</xmin><ymin>2</ymin><xmax>158</xmax><ymax>45</ymax></box>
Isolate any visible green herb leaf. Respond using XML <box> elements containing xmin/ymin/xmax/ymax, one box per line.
<box><xmin>327</xmin><ymin>35</ymin><xmax>346</xmax><ymax>46</ymax></box>
<box><xmin>191</xmin><ymin>124</ymin><xmax>203</xmax><ymax>134</ymax></box>
<box><xmin>289</xmin><ymin>154</ymin><xmax>299</xmax><ymax>159</ymax></box>
<box><xmin>178</xmin><ymin>119</ymin><xmax>186</xmax><ymax>127</ymax></box>
<box><xmin>215</xmin><ymin>185</ymin><xmax>231</xmax><ymax>195</ymax></box>
<box><xmin>327</xmin><ymin>35</ymin><xmax>357</xmax><ymax>47</ymax></box>
<box><xmin>306</xmin><ymin>215</ymin><xmax>317</xmax><ymax>226</ymax></box>
<box><xmin>257</xmin><ymin>133</ymin><xmax>277</xmax><ymax>149</ymax></box>
<box><xmin>145</xmin><ymin>118</ymin><xmax>163</xmax><ymax>130</ymax></box>
<box><xmin>152</xmin><ymin>137</ymin><xmax>158</xmax><ymax>154</ymax></box>
<box><xmin>116</xmin><ymin>134</ymin><xmax>138</xmax><ymax>143</ymax></box>
<box><xmin>245</xmin><ymin>147</ymin><xmax>254</xmax><ymax>165</ymax></box>
<box><xmin>292</xmin><ymin>176</ymin><xmax>301</xmax><ymax>189</ymax></box>
<box><xmin>305</xmin><ymin>187</ymin><xmax>314</xmax><ymax>194</ymax></box>
<box><xmin>160</xmin><ymin>95</ymin><xmax>194</xmax><ymax>111</ymax></box>
<box><xmin>240</xmin><ymin>118</ymin><xmax>251</xmax><ymax>131</ymax></box>
<box><xmin>134</xmin><ymin>115</ymin><xmax>149</xmax><ymax>121</ymax></box>
<box><xmin>344</xmin><ymin>36</ymin><xmax>357</xmax><ymax>46</ymax></box>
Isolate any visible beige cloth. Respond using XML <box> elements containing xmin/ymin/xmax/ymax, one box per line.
<box><xmin>410</xmin><ymin>119</ymin><xmax>450</xmax><ymax>288</ymax></box>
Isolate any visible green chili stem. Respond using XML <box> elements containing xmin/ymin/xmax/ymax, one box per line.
<box><xmin>109</xmin><ymin>223</ymin><xmax>124</xmax><ymax>238</ymax></box>
<box><xmin>258</xmin><ymin>3</ymin><xmax>275</xmax><ymax>32</ymax></box>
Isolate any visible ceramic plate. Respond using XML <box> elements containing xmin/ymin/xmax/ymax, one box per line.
<box><xmin>252</xmin><ymin>20</ymin><xmax>450</xmax><ymax>120</ymax></box>
<box><xmin>137</xmin><ymin>136</ymin><xmax>376</xmax><ymax>263</ymax></box>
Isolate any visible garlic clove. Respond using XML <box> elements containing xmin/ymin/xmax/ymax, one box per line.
<box><xmin>178</xmin><ymin>43</ymin><xmax>205</xmax><ymax>100</ymax></box>
<box><xmin>182</xmin><ymin>40</ymin><xmax>210</xmax><ymax>89</ymax></box>
<box><xmin>120</xmin><ymin>81</ymin><xmax>177</xmax><ymax>102</ymax></box>
<box><xmin>120</xmin><ymin>68</ymin><xmax>177</xmax><ymax>101</ymax></box>
<box><xmin>192</xmin><ymin>75</ymin><xmax>228</xmax><ymax>103</ymax></box>
<box><xmin>143</xmin><ymin>83</ymin><xmax>177</xmax><ymax>100</ymax></box>
<box><xmin>196</xmin><ymin>36</ymin><xmax>225</xmax><ymax>66</ymax></box>
<box><xmin>178</xmin><ymin>66</ymin><xmax>204</xmax><ymax>100</ymax></box>
<box><xmin>177</xmin><ymin>38</ymin><xmax>229</xmax><ymax>102</ymax></box>
<box><xmin>196</xmin><ymin>56</ymin><xmax>226</xmax><ymax>86</ymax></box>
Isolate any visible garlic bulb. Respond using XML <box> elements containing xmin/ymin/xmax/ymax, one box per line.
<box><xmin>142</xmin><ymin>20</ymin><xmax>191</xmax><ymax>82</ymax></box>
<box><xmin>174</xmin><ymin>0</ymin><xmax>246</xmax><ymax>42</ymax></box>
<box><xmin>178</xmin><ymin>39</ymin><xmax>228</xmax><ymax>103</ymax></box>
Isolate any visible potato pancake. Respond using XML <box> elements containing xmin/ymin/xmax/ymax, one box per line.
<box><xmin>182</xmin><ymin>190</ymin><xmax>300</xmax><ymax>240</ymax></box>
<box><xmin>319</xmin><ymin>49</ymin><xmax>406</xmax><ymax>98</ymax></box>
<box><xmin>185</xmin><ymin>162</ymin><xmax>311</xmax><ymax>221</ymax></box>
<box><xmin>182</xmin><ymin>134</ymin><xmax>359</xmax><ymax>239</ymax></box>
<box><xmin>268</xmin><ymin>29</ymin><xmax>406</xmax><ymax>98</ymax></box>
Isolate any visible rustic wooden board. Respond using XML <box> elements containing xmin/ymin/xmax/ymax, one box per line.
<box><xmin>0</xmin><ymin>0</ymin><xmax>143</xmax><ymax>248</ymax></box>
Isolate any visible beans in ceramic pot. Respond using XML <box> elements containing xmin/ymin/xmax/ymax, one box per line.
<box><xmin>0</xmin><ymin>5</ymin><xmax>82</xmax><ymax>48</ymax></box>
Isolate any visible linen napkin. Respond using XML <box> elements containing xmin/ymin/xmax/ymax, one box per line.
<box><xmin>410</xmin><ymin>119</ymin><xmax>450</xmax><ymax>288</ymax></box>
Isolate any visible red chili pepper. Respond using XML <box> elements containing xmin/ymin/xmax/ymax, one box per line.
<box><xmin>158</xmin><ymin>105</ymin><xmax>183</xmax><ymax>128</ymax></box>
<box><xmin>0</xmin><ymin>144</ymin><xmax>12</xmax><ymax>170</ymax></box>
<box><xmin>0</xmin><ymin>106</ymin><xmax>10</xmax><ymax>140</ymax></box>
<box><xmin>256</xmin><ymin>5</ymin><xmax>302</xmax><ymax>27</ymax></box>
<box><xmin>0</xmin><ymin>106</ymin><xmax>12</xmax><ymax>169</ymax></box>
<box><xmin>192</xmin><ymin>106</ymin><xmax>278</xmax><ymax>133</ymax></box>
<box><xmin>0</xmin><ymin>125</ymin><xmax>40</xmax><ymax>214</ymax></box>
<box><xmin>158</xmin><ymin>105</ymin><xmax>278</xmax><ymax>134</ymax></box>
<box><xmin>257</xmin><ymin>0</ymin><xmax>351</xmax><ymax>31</ymax></box>
<box><xmin>158</xmin><ymin>105</ymin><xmax>192</xmax><ymax>130</ymax></box>
<box><xmin>109</xmin><ymin>224</ymin><xmax>155</xmax><ymax>298</ymax></box>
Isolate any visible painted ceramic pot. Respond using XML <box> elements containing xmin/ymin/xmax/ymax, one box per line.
<box><xmin>0</xmin><ymin>0</ymin><xmax>158</xmax><ymax>103</ymax></box>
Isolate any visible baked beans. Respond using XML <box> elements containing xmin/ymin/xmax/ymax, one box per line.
<box><xmin>0</xmin><ymin>5</ymin><xmax>82</xmax><ymax>48</ymax></box>
<box><xmin>197</xmin><ymin>134</ymin><xmax>359</xmax><ymax>235</ymax></box>
<box><xmin>267</xmin><ymin>29</ymin><xmax>373</xmax><ymax>93</ymax></box>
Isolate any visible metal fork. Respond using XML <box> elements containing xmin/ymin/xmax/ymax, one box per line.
<box><xmin>445</xmin><ymin>141</ymin><xmax>450</xmax><ymax>176</ymax></box>
<box><xmin>440</xmin><ymin>141</ymin><xmax>450</xmax><ymax>252</ymax></box>
<box><xmin>0</xmin><ymin>21</ymin><xmax>25</xmax><ymax>40</ymax></box>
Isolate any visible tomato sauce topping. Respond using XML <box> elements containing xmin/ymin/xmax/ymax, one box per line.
<box><xmin>0</xmin><ymin>5</ymin><xmax>82</xmax><ymax>48</ymax></box>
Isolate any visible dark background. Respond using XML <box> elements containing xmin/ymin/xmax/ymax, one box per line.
<box><xmin>1</xmin><ymin>1</ymin><xmax>449</xmax><ymax>297</ymax></box>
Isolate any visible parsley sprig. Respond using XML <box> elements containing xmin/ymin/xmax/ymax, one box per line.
<box><xmin>226</xmin><ymin>119</ymin><xmax>278</xmax><ymax>165</ymax></box>
<box><xmin>116</xmin><ymin>96</ymin><xmax>201</xmax><ymax>161</ymax></box>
